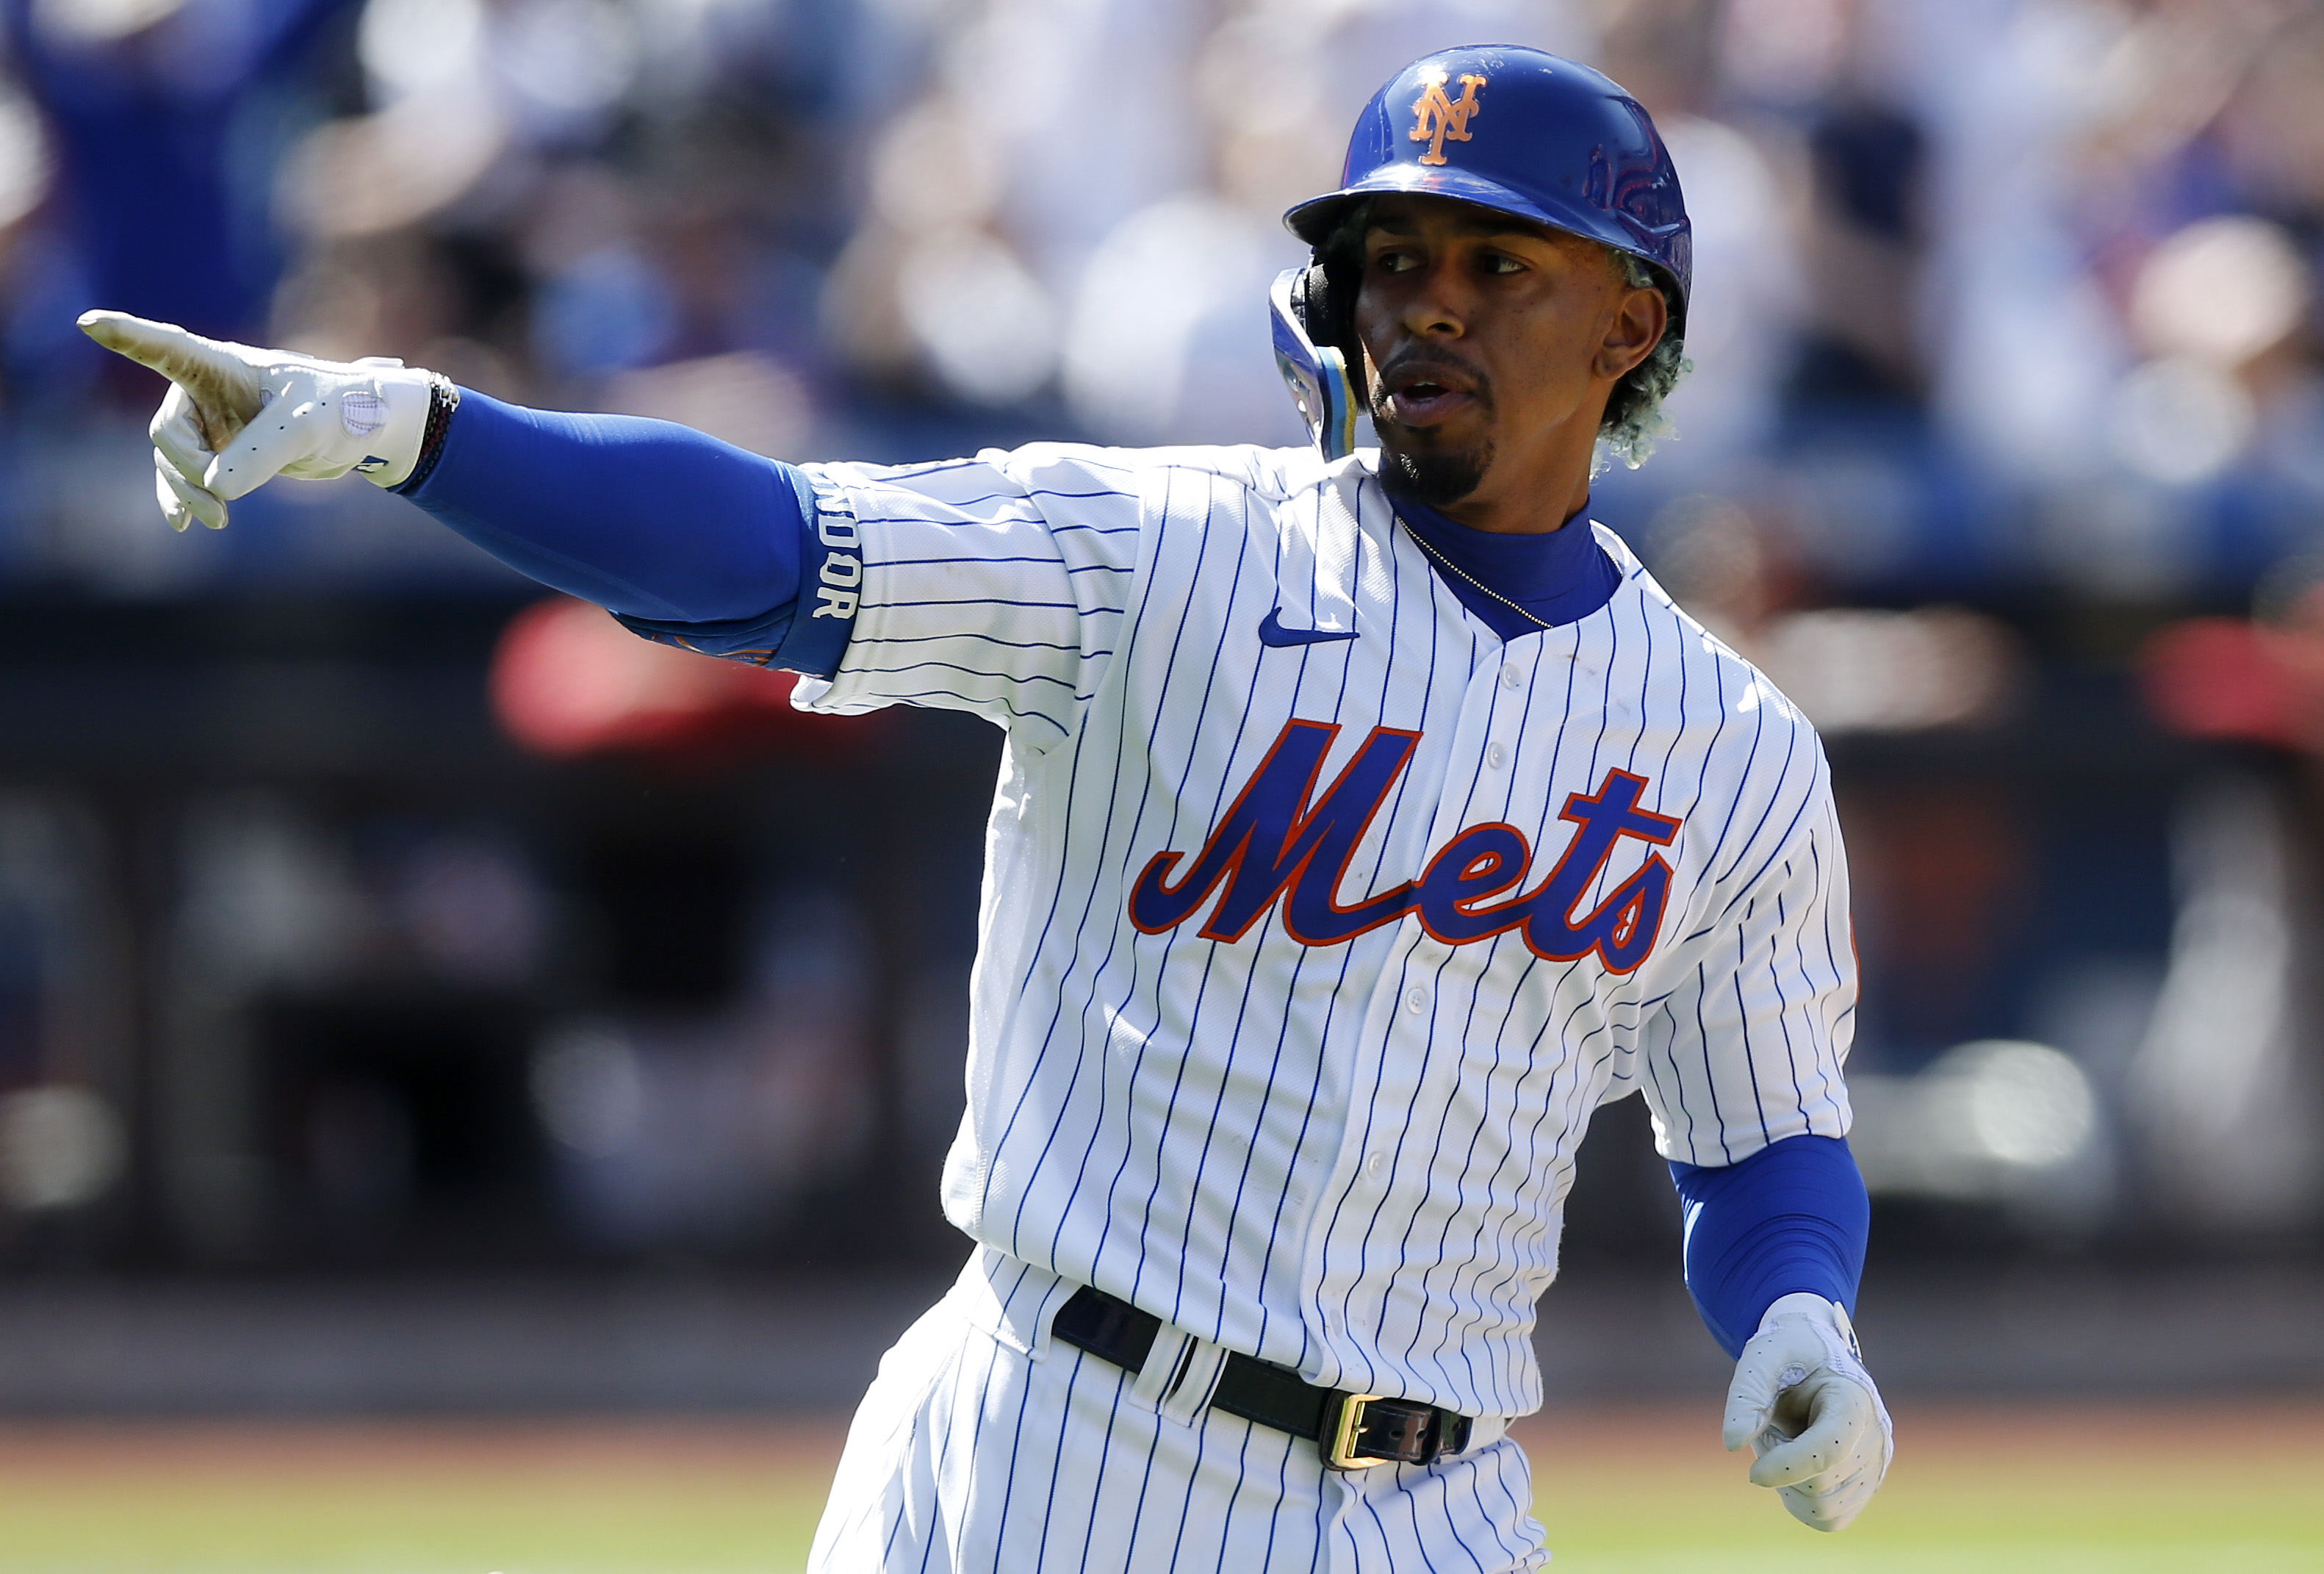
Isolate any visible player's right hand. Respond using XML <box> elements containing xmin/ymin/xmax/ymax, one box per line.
<box><xmin>78</xmin><ymin>310</ymin><xmax>441</xmax><ymax>532</ymax></box>
<box><xmin>1722</xmin><ymin>1293</ymin><xmax>1893</xmax><ymax>1532</ymax></box>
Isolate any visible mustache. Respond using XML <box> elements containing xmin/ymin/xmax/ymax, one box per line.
<box><xmin>1369</xmin><ymin>349</ymin><xmax>1494</xmax><ymax>418</ymax></box>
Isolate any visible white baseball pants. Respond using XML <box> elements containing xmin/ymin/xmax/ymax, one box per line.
<box><xmin>807</xmin><ymin>1249</ymin><xmax>1549</xmax><ymax>1573</ymax></box>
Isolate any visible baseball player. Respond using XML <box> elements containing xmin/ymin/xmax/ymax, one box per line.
<box><xmin>87</xmin><ymin>45</ymin><xmax>1889</xmax><ymax>1571</ymax></box>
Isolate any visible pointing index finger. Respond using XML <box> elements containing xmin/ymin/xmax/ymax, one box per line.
<box><xmin>78</xmin><ymin>310</ymin><xmax>266</xmax><ymax>450</ymax></box>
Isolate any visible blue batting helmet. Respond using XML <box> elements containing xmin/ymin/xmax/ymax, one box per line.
<box><xmin>1284</xmin><ymin>45</ymin><xmax>1691</xmax><ymax>331</ymax></box>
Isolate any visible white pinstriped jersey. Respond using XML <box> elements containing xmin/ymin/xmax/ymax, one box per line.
<box><xmin>793</xmin><ymin>440</ymin><xmax>1854</xmax><ymax>1423</ymax></box>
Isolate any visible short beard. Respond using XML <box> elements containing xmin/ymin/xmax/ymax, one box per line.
<box><xmin>1368</xmin><ymin>345</ymin><xmax>1494</xmax><ymax>509</ymax></box>
<box><xmin>1378</xmin><ymin>442</ymin><xmax>1492</xmax><ymax>509</ymax></box>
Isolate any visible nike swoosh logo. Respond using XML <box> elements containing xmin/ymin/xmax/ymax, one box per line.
<box><xmin>1258</xmin><ymin>608</ymin><xmax>1360</xmax><ymax>648</ymax></box>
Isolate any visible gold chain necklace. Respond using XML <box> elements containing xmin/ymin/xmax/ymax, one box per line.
<box><xmin>1400</xmin><ymin>519</ymin><xmax>1558</xmax><ymax>633</ymax></box>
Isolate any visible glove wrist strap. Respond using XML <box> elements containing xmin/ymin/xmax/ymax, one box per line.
<box><xmin>388</xmin><ymin>375</ymin><xmax>461</xmax><ymax>495</ymax></box>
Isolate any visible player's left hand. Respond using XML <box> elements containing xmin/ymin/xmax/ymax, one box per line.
<box><xmin>1722</xmin><ymin>1292</ymin><xmax>1893</xmax><ymax>1532</ymax></box>
<box><xmin>78</xmin><ymin>309</ymin><xmax>441</xmax><ymax>532</ymax></box>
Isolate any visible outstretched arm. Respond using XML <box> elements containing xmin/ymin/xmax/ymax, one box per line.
<box><xmin>400</xmin><ymin>392</ymin><xmax>806</xmax><ymax>628</ymax></box>
<box><xmin>79</xmin><ymin>311</ymin><xmax>815</xmax><ymax>649</ymax></box>
<box><xmin>81</xmin><ymin>309</ymin><xmax>1154</xmax><ymax>747</ymax></box>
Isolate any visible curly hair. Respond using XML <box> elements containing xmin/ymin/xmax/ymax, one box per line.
<box><xmin>1600</xmin><ymin>252</ymin><xmax>1689</xmax><ymax>470</ymax></box>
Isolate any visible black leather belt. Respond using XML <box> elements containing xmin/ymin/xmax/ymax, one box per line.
<box><xmin>1051</xmin><ymin>1284</ymin><xmax>1474</xmax><ymax>1470</ymax></box>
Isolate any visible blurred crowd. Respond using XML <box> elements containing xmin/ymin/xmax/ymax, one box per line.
<box><xmin>1</xmin><ymin>0</ymin><xmax>2323</xmax><ymax>1266</ymax></box>
<box><xmin>0</xmin><ymin>0</ymin><xmax>2314</xmax><ymax>597</ymax></box>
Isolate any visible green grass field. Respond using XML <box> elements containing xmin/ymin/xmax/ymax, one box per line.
<box><xmin>1523</xmin><ymin>1404</ymin><xmax>2324</xmax><ymax>1573</ymax></box>
<box><xmin>0</xmin><ymin>1402</ymin><xmax>2315</xmax><ymax>1572</ymax></box>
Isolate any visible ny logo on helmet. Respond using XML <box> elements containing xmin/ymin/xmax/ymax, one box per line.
<box><xmin>1409</xmin><ymin>68</ymin><xmax>1486</xmax><ymax>166</ymax></box>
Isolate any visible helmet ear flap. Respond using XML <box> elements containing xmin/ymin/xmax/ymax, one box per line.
<box><xmin>1294</xmin><ymin>256</ymin><xmax>1367</xmax><ymax>402</ymax></box>
<box><xmin>1270</xmin><ymin>262</ymin><xmax>1362</xmax><ymax>460</ymax></box>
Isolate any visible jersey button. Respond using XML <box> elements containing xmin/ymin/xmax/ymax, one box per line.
<box><xmin>1404</xmin><ymin>985</ymin><xmax>1428</xmax><ymax>1014</ymax></box>
<box><xmin>1485</xmin><ymin>742</ymin><xmax>1508</xmax><ymax>770</ymax></box>
<box><xmin>1500</xmin><ymin>663</ymin><xmax>1525</xmax><ymax>689</ymax></box>
<box><xmin>1365</xmin><ymin>1150</ymin><xmax>1387</xmax><ymax>1179</ymax></box>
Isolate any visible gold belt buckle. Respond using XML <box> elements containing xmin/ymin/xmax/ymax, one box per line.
<box><xmin>1325</xmin><ymin>1393</ymin><xmax>1388</xmax><ymax>1470</ymax></box>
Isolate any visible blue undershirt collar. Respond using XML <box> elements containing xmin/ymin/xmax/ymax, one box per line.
<box><xmin>1389</xmin><ymin>494</ymin><xmax>1622</xmax><ymax>637</ymax></box>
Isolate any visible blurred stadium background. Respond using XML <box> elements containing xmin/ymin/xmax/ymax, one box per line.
<box><xmin>0</xmin><ymin>0</ymin><xmax>2318</xmax><ymax>1566</ymax></box>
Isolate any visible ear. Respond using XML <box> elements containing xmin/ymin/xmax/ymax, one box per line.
<box><xmin>1594</xmin><ymin>281</ymin><xmax>1669</xmax><ymax>385</ymax></box>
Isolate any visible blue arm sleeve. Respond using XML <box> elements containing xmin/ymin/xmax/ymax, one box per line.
<box><xmin>1669</xmin><ymin>1133</ymin><xmax>1869</xmax><ymax>1359</ymax></box>
<box><xmin>400</xmin><ymin>390</ymin><xmax>829</xmax><ymax>667</ymax></box>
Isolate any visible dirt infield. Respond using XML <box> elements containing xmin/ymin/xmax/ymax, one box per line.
<box><xmin>0</xmin><ymin>1415</ymin><xmax>850</xmax><ymax>1484</ymax></box>
<box><xmin>6</xmin><ymin>1394</ymin><xmax>2312</xmax><ymax>1479</ymax></box>
<box><xmin>0</xmin><ymin>1401</ymin><xmax>2314</xmax><ymax>1571</ymax></box>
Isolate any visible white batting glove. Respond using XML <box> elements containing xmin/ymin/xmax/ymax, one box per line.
<box><xmin>1722</xmin><ymin>1292</ymin><xmax>1893</xmax><ymax>1532</ymax></box>
<box><xmin>78</xmin><ymin>309</ymin><xmax>441</xmax><ymax>532</ymax></box>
